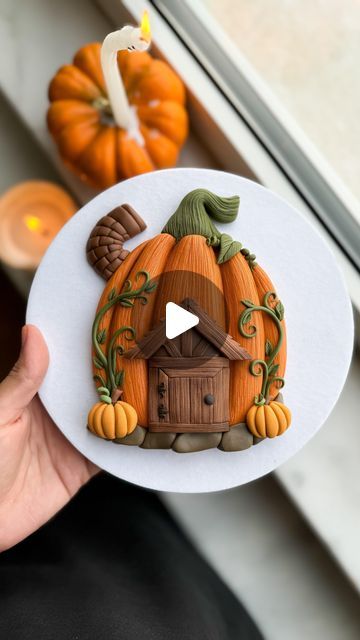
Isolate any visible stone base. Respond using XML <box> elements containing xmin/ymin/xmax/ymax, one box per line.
<box><xmin>173</xmin><ymin>432</ymin><xmax>222</xmax><ymax>454</ymax></box>
<box><xmin>218</xmin><ymin>423</ymin><xmax>253</xmax><ymax>452</ymax></box>
<box><xmin>113</xmin><ymin>425</ymin><xmax>146</xmax><ymax>446</ymax></box>
<box><xmin>106</xmin><ymin>394</ymin><xmax>287</xmax><ymax>452</ymax></box>
<box><xmin>141</xmin><ymin>432</ymin><xmax>176</xmax><ymax>449</ymax></box>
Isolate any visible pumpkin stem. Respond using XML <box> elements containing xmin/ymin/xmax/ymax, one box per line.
<box><xmin>162</xmin><ymin>189</ymin><xmax>243</xmax><ymax>264</ymax></box>
<box><xmin>111</xmin><ymin>388</ymin><xmax>123</xmax><ymax>403</ymax></box>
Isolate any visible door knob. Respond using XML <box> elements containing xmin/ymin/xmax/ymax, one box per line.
<box><xmin>204</xmin><ymin>394</ymin><xmax>215</xmax><ymax>406</ymax></box>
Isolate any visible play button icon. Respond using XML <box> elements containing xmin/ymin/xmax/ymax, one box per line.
<box><xmin>166</xmin><ymin>302</ymin><xmax>199</xmax><ymax>340</ymax></box>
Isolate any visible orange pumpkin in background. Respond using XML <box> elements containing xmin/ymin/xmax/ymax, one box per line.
<box><xmin>86</xmin><ymin>189</ymin><xmax>290</xmax><ymax>452</ymax></box>
<box><xmin>47</xmin><ymin>44</ymin><xmax>188</xmax><ymax>189</ymax></box>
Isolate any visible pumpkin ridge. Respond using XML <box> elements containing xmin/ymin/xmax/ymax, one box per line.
<box><xmin>140</xmin><ymin>124</ymin><xmax>179</xmax><ymax>169</ymax></box>
<box><xmin>110</xmin><ymin>234</ymin><xmax>176</xmax><ymax>425</ymax></box>
<box><xmin>73</xmin><ymin>43</ymin><xmax>106</xmax><ymax>95</ymax></box>
<box><xmin>136</xmin><ymin>101</ymin><xmax>188</xmax><ymax>146</ymax></box>
<box><xmin>78</xmin><ymin>126</ymin><xmax>117</xmax><ymax>189</ymax></box>
<box><xmin>151</xmin><ymin>234</ymin><xmax>225</xmax><ymax>329</ymax></box>
<box><xmin>117</xmin><ymin>129</ymin><xmax>154</xmax><ymax>179</ymax></box>
<box><xmin>47</xmin><ymin>100</ymin><xmax>100</xmax><ymax>136</ymax></box>
<box><xmin>48</xmin><ymin>64</ymin><xmax>101</xmax><ymax>102</ymax></box>
<box><xmin>221</xmin><ymin>252</ymin><xmax>265</xmax><ymax>424</ymax></box>
<box><xmin>57</xmin><ymin>118</ymin><xmax>100</xmax><ymax>163</ymax></box>
<box><xmin>118</xmin><ymin>50</ymin><xmax>152</xmax><ymax>96</ymax></box>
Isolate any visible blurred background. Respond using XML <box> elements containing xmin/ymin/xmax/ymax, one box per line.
<box><xmin>0</xmin><ymin>1</ymin><xmax>359</xmax><ymax>637</ymax></box>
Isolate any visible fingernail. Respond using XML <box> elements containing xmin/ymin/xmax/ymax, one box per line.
<box><xmin>21</xmin><ymin>325</ymin><xmax>28</xmax><ymax>348</ymax></box>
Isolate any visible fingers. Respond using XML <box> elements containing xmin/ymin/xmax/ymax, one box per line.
<box><xmin>0</xmin><ymin>325</ymin><xmax>49</xmax><ymax>426</ymax></box>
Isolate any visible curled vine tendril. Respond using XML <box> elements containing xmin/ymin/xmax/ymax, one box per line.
<box><xmin>91</xmin><ymin>270</ymin><xmax>157</xmax><ymax>396</ymax></box>
<box><xmin>249</xmin><ymin>359</ymin><xmax>267</xmax><ymax>378</ymax></box>
<box><xmin>238</xmin><ymin>291</ymin><xmax>285</xmax><ymax>406</ymax></box>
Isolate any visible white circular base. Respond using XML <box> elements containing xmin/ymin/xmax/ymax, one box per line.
<box><xmin>27</xmin><ymin>169</ymin><xmax>353</xmax><ymax>493</ymax></box>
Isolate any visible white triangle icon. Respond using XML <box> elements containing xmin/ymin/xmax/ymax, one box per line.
<box><xmin>166</xmin><ymin>302</ymin><xmax>199</xmax><ymax>340</ymax></box>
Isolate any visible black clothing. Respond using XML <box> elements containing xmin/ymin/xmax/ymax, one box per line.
<box><xmin>0</xmin><ymin>473</ymin><xmax>262</xmax><ymax>640</ymax></box>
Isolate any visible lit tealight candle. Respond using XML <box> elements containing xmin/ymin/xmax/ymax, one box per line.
<box><xmin>100</xmin><ymin>11</ymin><xmax>151</xmax><ymax>141</ymax></box>
<box><xmin>0</xmin><ymin>181</ymin><xmax>77</xmax><ymax>270</ymax></box>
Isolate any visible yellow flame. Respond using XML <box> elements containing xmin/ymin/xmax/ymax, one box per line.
<box><xmin>24</xmin><ymin>215</ymin><xmax>43</xmax><ymax>233</ymax></box>
<box><xmin>140</xmin><ymin>10</ymin><xmax>151</xmax><ymax>42</ymax></box>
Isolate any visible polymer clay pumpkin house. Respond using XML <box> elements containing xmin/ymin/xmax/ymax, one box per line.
<box><xmin>86</xmin><ymin>189</ymin><xmax>291</xmax><ymax>453</ymax></box>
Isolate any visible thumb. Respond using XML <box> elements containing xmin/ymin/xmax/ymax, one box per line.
<box><xmin>0</xmin><ymin>325</ymin><xmax>49</xmax><ymax>426</ymax></box>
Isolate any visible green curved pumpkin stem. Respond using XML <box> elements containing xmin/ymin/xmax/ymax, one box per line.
<box><xmin>162</xmin><ymin>188</ymin><xmax>246</xmax><ymax>264</ymax></box>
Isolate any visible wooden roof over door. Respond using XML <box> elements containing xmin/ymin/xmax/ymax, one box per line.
<box><xmin>125</xmin><ymin>298</ymin><xmax>252</xmax><ymax>361</ymax></box>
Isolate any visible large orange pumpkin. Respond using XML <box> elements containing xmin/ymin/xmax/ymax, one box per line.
<box><xmin>47</xmin><ymin>44</ymin><xmax>188</xmax><ymax>189</ymax></box>
<box><xmin>86</xmin><ymin>189</ymin><xmax>289</xmax><ymax>452</ymax></box>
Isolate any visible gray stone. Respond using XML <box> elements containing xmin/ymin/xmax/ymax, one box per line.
<box><xmin>253</xmin><ymin>436</ymin><xmax>265</xmax><ymax>446</ymax></box>
<box><xmin>113</xmin><ymin>425</ymin><xmax>146</xmax><ymax>446</ymax></box>
<box><xmin>218</xmin><ymin>423</ymin><xmax>254</xmax><ymax>452</ymax></box>
<box><xmin>172</xmin><ymin>432</ymin><xmax>222</xmax><ymax>453</ymax></box>
<box><xmin>141</xmin><ymin>432</ymin><xmax>176</xmax><ymax>449</ymax></box>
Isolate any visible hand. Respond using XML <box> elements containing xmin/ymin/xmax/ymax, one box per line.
<box><xmin>0</xmin><ymin>325</ymin><xmax>98</xmax><ymax>551</ymax></box>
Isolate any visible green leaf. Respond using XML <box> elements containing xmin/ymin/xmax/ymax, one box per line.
<box><xmin>93</xmin><ymin>356</ymin><xmax>104</xmax><ymax>370</ymax></box>
<box><xmin>120</xmin><ymin>299</ymin><xmax>134</xmax><ymax>307</ymax></box>
<box><xmin>241</xmin><ymin>299</ymin><xmax>255</xmax><ymax>309</ymax></box>
<box><xmin>145</xmin><ymin>282</ymin><xmax>157</xmax><ymax>293</ymax></box>
<box><xmin>265</xmin><ymin>339</ymin><xmax>273</xmax><ymax>357</ymax></box>
<box><xmin>217</xmin><ymin>234</ymin><xmax>243</xmax><ymax>264</ymax></box>
<box><xmin>275</xmin><ymin>301</ymin><xmax>284</xmax><ymax>321</ymax></box>
<box><xmin>100</xmin><ymin>395</ymin><xmax>112</xmax><ymax>404</ymax></box>
<box><xmin>93</xmin><ymin>374</ymin><xmax>106</xmax><ymax>387</ymax></box>
<box><xmin>96</xmin><ymin>328</ymin><xmax>106</xmax><ymax>344</ymax></box>
<box><xmin>241</xmin><ymin>310</ymin><xmax>252</xmax><ymax>326</ymax></box>
<box><xmin>108</xmin><ymin>287</ymin><xmax>116</xmax><ymax>301</ymax></box>
<box><xmin>268</xmin><ymin>363</ymin><xmax>280</xmax><ymax>376</ymax></box>
<box><xmin>115</xmin><ymin>370</ymin><xmax>124</xmax><ymax>386</ymax></box>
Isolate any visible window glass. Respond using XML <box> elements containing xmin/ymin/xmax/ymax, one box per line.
<box><xmin>200</xmin><ymin>0</ymin><xmax>360</xmax><ymax>202</ymax></box>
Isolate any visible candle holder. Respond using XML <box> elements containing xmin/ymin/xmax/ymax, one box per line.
<box><xmin>47</xmin><ymin>13</ymin><xmax>188</xmax><ymax>190</ymax></box>
<box><xmin>0</xmin><ymin>181</ymin><xmax>77</xmax><ymax>272</ymax></box>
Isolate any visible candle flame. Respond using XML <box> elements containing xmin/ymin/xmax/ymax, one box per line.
<box><xmin>140</xmin><ymin>10</ymin><xmax>151</xmax><ymax>42</ymax></box>
<box><xmin>24</xmin><ymin>215</ymin><xmax>43</xmax><ymax>233</ymax></box>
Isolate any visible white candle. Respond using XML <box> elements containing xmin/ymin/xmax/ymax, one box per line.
<box><xmin>101</xmin><ymin>11</ymin><xmax>151</xmax><ymax>136</ymax></box>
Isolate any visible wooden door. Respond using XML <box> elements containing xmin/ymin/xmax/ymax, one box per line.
<box><xmin>149</xmin><ymin>357</ymin><xmax>230</xmax><ymax>433</ymax></box>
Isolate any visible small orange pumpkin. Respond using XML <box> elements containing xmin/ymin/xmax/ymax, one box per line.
<box><xmin>88</xmin><ymin>399</ymin><xmax>138</xmax><ymax>440</ymax></box>
<box><xmin>246</xmin><ymin>401</ymin><xmax>291</xmax><ymax>438</ymax></box>
<box><xmin>47</xmin><ymin>44</ymin><xmax>188</xmax><ymax>189</ymax></box>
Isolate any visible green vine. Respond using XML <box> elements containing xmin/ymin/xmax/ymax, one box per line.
<box><xmin>92</xmin><ymin>270</ymin><xmax>157</xmax><ymax>398</ymax></box>
<box><xmin>238</xmin><ymin>291</ymin><xmax>285</xmax><ymax>406</ymax></box>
